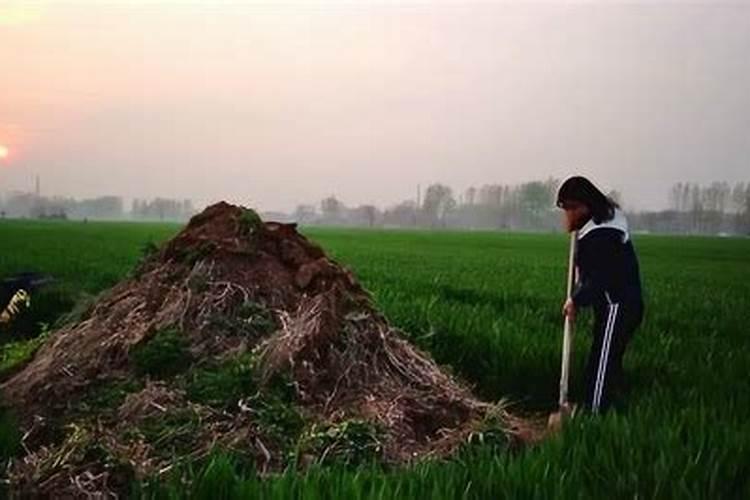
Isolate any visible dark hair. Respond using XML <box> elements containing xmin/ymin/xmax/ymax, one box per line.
<box><xmin>556</xmin><ymin>176</ymin><xmax>619</xmax><ymax>224</ymax></box>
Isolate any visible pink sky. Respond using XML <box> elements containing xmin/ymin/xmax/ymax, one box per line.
<box><xmin>1</xmin><ymin>1</ymin><xmax>749</xmax><ymax>211</ymax></box>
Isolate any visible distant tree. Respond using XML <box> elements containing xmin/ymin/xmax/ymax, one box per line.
<box><xmin>669</xmin><ymin>183</ymin><xmax>683</xmax><ymax>211</ymax></box>
<box><xmin>682</xmin><ymin>183</ymin><xmax>691</xmax><ymax>214</ymax></box>
<box><xmin>422</xmin><ymin>183</ymin><xmax>456</xmax><ymax>227</ymax></box>
<box><xmin>65</xmin><ymin>196</ymin><xmax>123</xmax><ymax>219</ymax></box>
<box><xmin>513</xmin><ymin>179</ymin><xmax>558</xmax><ymax>230</ymax></box>
<box><xmin>543</xmin><ymin>177</ymin><xmax>561</xmax><ymax>200</ymax></box>
<box><xmin>743</xmin><ymin>184</ymin><xmax>750</xmax><ymax>233</ymax></box>
<box><xmin>320</xmin><ymin>196</ymin><xmax>345</xmax><ymax>222</ymax></box>
<box><xmin>130</xmin><ymin>198</ymin><xmax>191</xmax><ymax>221</ymax></box>
<box><xmin>293</xmin><ymin>204</ymin><xmax>317</xmax><ymax>224</ymax></box>
<box><xmin>357</xmin><ymin>205</ymin><xmax>377</xmax><ymax>227</ymax></box>
<box><xmin>383</xmin><ymin>200</ymin><xmax>417</xmax><ymax>227</ymax></box>
<box><xmin>478</xmin><ymin>184</ymin><xmax>504</xmax><ymax>207</ymax></box>
<box><xmin>464</xmin><ymin>187</ymin><xmax>477</xmax><ymax>206</ymax></box>
<box><xmin>132</xmin><ymin>199</ymin><xmax>142</xmax><ymax>218</ymax></box>
<box><xmin>519</xmin><ymin>181</ymin><xmax>553</xmax><ymax>217</ymax></box>
<box><xmin>731</xmin><ymin>182</ymin><xmax>746</xmax><ymax>214</ymax></box>
<box><xmin>181</xmin><ymin>199</ymin><xmax>195</xmax><ymax>219</ymax></box>
<box><xmin>690</xmin><ymin>184</ymin><xmax>703</xmax><ymax>232</ymax></box>
<box><xmin>716</xmin><ymin>182</ymin><xmax>730</xmax><ymax>214</ymax></box>
<box><xmin>701</xmin><ymin>182</ymin><xmax>727</xmax><ymax>213</ymax></box>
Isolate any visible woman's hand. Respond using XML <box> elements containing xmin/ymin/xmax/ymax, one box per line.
<box><xmin>562</xmin><ymin>298</ymin><xmax>576</xmax><ymax>321</ymax></box>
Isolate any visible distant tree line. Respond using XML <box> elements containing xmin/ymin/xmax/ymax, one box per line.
<box><xmin>0</xmin><ymin>193</ymin><xmax>195</xmax><ymax>222</ymax></box>
<box><xmin>634</xmin><ymin>181</ymin><xmax>750</xmax><ymax>235</ymax></box>
<box><xmin>293</xmin><ymin>179</ymin><xmax>749</xmax><ymax>236</ymax></box>
<box><xmin>131</xmin><ymin>198</ymin><xmax>195</xmax><ymax>221</ymax></box>
<box><xmin>2</xmin><ymin>179</ymin><xmax>747</xmax><ymax>235</ymax></box>
<box><xmin>294</xmin><ymin>179</ymin><xmax>566</xmax><ymax>231</ymax></box>
<box><xmin>0</xmin><ymin>193</ymin><xmax>124</xmax><ymax>220</ymax></box>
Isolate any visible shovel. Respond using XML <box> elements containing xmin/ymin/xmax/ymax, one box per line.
<box><xmin>548</xmin><ymin>231</ymin><xmax>577</xmax><ymax>430</ymax></box>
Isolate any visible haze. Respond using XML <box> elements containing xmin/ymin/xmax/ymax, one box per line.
<box><xmin>1</xmin><ymin>0</ymin><xmax>749</xmax><ymax>212</ymax></box>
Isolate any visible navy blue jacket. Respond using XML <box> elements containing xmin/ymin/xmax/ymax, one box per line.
<box><xmin>572</xmin><ymin>212</ymin><xmax>643</xmax><ymax>308</ymax></box>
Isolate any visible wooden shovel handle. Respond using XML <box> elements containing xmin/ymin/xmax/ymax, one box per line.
<box><xmin>558</xmin><ymin>231</ymin><xmax>577</xmax><ymax>408</ymax></box>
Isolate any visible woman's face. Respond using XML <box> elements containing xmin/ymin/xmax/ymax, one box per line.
<box><xmin>560</xmin><ymin>200</ymin><xmax>591</xmax><ymax>232</ymax></box>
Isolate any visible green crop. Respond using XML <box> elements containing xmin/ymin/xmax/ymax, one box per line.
<box><xmin>1</xmin><ymin>220</ymin><xmax>748</xmax><ymax>498</ymax></box>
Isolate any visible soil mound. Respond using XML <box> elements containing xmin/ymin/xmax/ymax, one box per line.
<box><xmin>1</xmin><ymin>202</ymin><xmax>529</xmax><ymax>496</ymax></box>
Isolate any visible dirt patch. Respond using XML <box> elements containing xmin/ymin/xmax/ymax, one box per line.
<box><xmin>1</xmin><ymin>202</ymin><xmax>534</xmax><ymax>496</ymax></box>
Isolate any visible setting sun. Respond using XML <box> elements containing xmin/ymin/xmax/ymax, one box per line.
<box><xmin>0</xmin><ymin>145</ymin><xmax>8</xmax><ymax>160</ymax></box>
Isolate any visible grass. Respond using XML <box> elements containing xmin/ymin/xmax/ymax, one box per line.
<box><xmin>1</xmin><ymin>219</ymin><xmax>749</xmax><ymax>498</ymax></box>
<box><xmin>131</xmin><ymin>327</ymin><xmax>193</xmax><ymax>379</ymax></box>
<box><xmin>0</xmin><ymin>328</ymin><xmax>50</xmax><ymax>378</ymax></box>
<box><xmin>0</xmin><ymin>219</ymin><xmax>177</xmax><ymax>293</ymax></box>
<box><xmin>295</xmin><ymin>420</ymin><xmax>384</xmax><ymax>467</ymax></box>
<box><xmin>182</xmin><ymin>353</ymin><xmax>305</xmax><ymax>452</ymax></box>
<box><xmin>183</xmin><ymin>354</ymin><xmax>258</xmax><ymax>408</ymax></box>
<box><xmin>75</xmin><ymin>378</ymin><xmax>144</xmax><ymax>414</ymax></box>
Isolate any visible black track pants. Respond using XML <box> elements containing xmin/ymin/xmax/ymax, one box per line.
<box><xmin>584</xmin><ymin>300</ymin><xmax>643</xmax><ymax>413</ymax></box>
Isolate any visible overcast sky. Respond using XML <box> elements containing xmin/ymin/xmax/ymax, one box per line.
<box><xmin>1</xmin><ymin>0</ymin><xmax>748</xmax><ymax>212</ymax></box>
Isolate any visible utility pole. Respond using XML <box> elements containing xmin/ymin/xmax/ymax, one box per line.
<box><xmin>415</xmin><ymin>184</ymin><xmax>421</xmax><ymax>227</ymax></box>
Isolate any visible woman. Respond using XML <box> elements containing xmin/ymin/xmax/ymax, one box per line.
<box><xmin>557</xmin><ymin>176</ymin><xmax>644</xmax><ymax>413</ymax></box>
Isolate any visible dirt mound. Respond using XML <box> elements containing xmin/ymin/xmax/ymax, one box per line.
<box><xmin>1</xmin><ymin>202</ymin><xmax>531</xmax><ymax>496</ymax></box>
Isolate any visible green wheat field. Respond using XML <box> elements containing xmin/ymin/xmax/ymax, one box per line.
<box><xmin>1</xmin><ymin>219</ymin><xmax>749</xmax><ymax>498</ymax></box>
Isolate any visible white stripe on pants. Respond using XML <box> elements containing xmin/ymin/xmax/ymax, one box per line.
<box><xmin>593</xmin><ymin>303</ymin><xmax>619</xmax><ymax>412</ymax></box>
